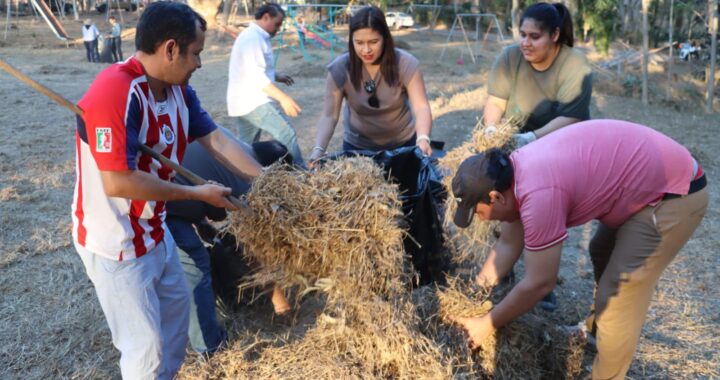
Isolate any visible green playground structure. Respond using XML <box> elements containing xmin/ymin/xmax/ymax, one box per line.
<box><xmin>278</xmin><ymin>3</ymin><xmax>348</xmax><ymax>62</ymax></box>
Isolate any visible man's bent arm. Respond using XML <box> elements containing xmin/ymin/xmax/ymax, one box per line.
<box><xmin>100</xmin><ymin>169</ymin><xmax>234</xmax><ymax>209</ymax></box>
<box><xmin>487</xmin><ymin>243</ymin><xmax>562</xmax><ymax>329</ymax></box>
<box><xmin>476</xmin><ymin>220</ymin><xmax>525</xmax><ymax>287</ymax></box>
<box><xmin>262</xmin><ymin>82</ymin><xmax>294</xmax><ymax>104</ymax></box>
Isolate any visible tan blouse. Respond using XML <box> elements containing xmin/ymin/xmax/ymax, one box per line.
<box><xmin>327</xmin><ymin>48</ymin><xmax>420</xmax><ymax>150</ymax></box>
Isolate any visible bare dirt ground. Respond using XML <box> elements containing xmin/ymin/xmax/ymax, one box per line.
<box><xmin>1</xmin><ymin>13</ymin><xmax>718</xmax><ymax>379</ymax></box>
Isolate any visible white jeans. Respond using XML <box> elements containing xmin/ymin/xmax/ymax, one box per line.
<box><xmin>75</xmin><ymin>231</ymin><xmax>190</xmax><ymax>380</ymax></box>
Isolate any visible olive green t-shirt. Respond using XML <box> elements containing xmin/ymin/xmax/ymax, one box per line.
<box><xmin>488</xmin><ymin>44</ymin><xmax>593</xmax><ymax>132</ymax></box>
<box><xmin>327</xmin><ymin>48</ymin><xmax>419</xmax><ymax>150</ymax></box>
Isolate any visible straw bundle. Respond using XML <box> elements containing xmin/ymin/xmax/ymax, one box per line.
<box><xmin>226</xmin><ymin>156</ymin><xmax>409</xmax><ymax>300</ymax></box>
<box><xmin>431</xmin><ymin>278</ymin><xmax>585</xmax><ymax>379</ymax></box>
<box><xmin>438</xmin><ymin>119</ymin><xmax>519</xmax><ymax>264</ymax></box>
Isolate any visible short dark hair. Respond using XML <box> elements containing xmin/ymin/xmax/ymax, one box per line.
<box><xmin>521</xmin><ymin>2</ymin><xmax>574</xmax><ymax>47</ymax></box>
<box><xmin>135</xmin><ymin>2</ymin><xmax>207</xmax><ymax>55</ymax></box>
<box><xmin>348</xmin><ymin>6</ymin><xmax>398</xmax><ymax>90</ymax></box>
<box><xmin>255</xmin><ymin>3</ymin><xmax>285</xmax><ymax>20</ymax></box>
<box><xmin>109</xmin><ymin>16</ymin><xmax>116</xmax><ymax>21</ymax></box>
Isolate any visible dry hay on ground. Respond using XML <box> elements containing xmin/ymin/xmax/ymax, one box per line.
<box><xmin>438</xmin><ymin>119</ymin><xmax>519</xmax><ymax>264</ymax></box>
<box><xmin>415</xmin><ymin>277</ymin><xmax>585</xmax><ymax>379</ymax></box>
<box><xmin>181</xmin><ymin>296</ymin><xmax>449</xmax><ymax>379</ymax></box>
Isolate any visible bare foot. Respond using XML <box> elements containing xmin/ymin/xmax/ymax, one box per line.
<box><xmin>271</xmin><ymin>285</ymin><xmax>291</xmax><ymax>315</ymax></box>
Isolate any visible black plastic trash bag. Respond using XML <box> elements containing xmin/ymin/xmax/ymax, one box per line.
<box><xmin>98</xmin><ymin>36</ymin><xmax>114</xmax><ymax>63</ymax></box>
<box><xmin>328</xmin><ymin>143</ymin><xmax>449</xmax><ymax>285</ymax></box>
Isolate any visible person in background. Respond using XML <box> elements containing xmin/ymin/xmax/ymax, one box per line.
<box><xmin>72</xmin><ymin>3</ymin><xmax>262</xmax><ymax>378</ymax></box>
<box><xmin>227</xmin><ymin>3</ymin><xmax>306</xmax><ymax>167</ymax></box>
<box><xmin>309</xmin><ymin>6</ymin><xmax>433</xmax><ymax>162</ymax></box>
<box><xmin>166</xmin><ymin>135</ymin><xmax>293</xmax><ymax>355</ymax></box>
<box><xmin>450</xmin><ymin>120</ymin><xmax>707</xmax><ymax>380</ymax></box>
<box><xmin>108</xmin><ymin>16</ymin><xmax>123</xmax><ymax>62</ymax></box>
<box><xmin>82</xmin><ymin>18</ymin><xmax>100</xmax><ymax>63</ymax></box>
<box><xmin>482</xmin><ymin>2</ymin><xmax>593</xmax><ymax>311</ymax></box>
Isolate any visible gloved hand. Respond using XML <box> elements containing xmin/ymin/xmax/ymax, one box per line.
<box><xmin>513</xmin><ymin>131</ymin><xmax>537</xmax><ymax>147</ymax></box>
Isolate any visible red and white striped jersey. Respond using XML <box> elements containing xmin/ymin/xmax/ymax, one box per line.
<box><xmin>72</xmin><ymin>57</ymin><xmax>216</xmax><ymax>261</ymax></box>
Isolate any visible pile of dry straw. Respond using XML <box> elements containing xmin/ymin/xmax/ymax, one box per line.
<box><xmin>178</xmin><ymin>121</ymin><xmax>585</xmax><ymax>379</ymax></box>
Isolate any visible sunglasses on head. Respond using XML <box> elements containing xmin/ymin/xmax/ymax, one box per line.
<box><xmin>364</xmin><ymin>79</ymin><xmax>379</xmax><ymax>108</ymax></box>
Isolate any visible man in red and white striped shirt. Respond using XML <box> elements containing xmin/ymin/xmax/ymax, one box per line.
<box><xmin>72</xmin><ymin>3</ymin><xmax>261</xmax><ymax>379</ymax></box>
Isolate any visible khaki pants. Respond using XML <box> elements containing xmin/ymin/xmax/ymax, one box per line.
<box><xmin>587</xmin><ymin>188</ymin><xmax>708</xmax><ymax>380</ymax></box>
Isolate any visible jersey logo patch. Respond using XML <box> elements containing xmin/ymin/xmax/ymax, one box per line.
<box><xmin>96</xmin><ymin>128</ymin><xmax>112</xmax><ymax>152</ymax></box>
<box><xmin>161</xmin><ymin>125</ymin><xmax>175</xmax><ymax>145</ymax></box>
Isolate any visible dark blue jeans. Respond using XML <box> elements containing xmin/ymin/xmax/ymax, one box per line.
<box><xmin>84</xmin><ymin>39</ymin><xmax>99</xmax><ymax>62</ymax></box>
<box><xmin>166</xmin><ymin>217</ymin><xmax>227</xmax><ymax>354</ymax></box>
<box><xmin>342</xmin><ymin>134</ymin><xmax>417</xmax><ymax>152</ymax></box>
<box><xmin>110</xmin><ymin>36</ymin><xmax>123</xmax><ymax>62</ymax></box>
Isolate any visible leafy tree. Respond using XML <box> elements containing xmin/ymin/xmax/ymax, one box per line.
<box><xmin>581</xmin><ymin>0</ymin><xmax>617</xmax><ymax>55</ymax></box>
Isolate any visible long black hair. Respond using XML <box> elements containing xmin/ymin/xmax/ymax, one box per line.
<box><xmin>521</xmin><ymin>2</ymin><xmax>574</xmax><ymax>47</ymax></box>
<box><xmin>348</xmin><ymin>6</ymin><xmax>399</xmax><ymax>90</ymax></box>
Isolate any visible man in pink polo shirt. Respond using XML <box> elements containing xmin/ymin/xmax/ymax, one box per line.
<box><xmin>449</xmin><ymin>120</ymin><xmax>708</xmax><ymax>379</ymax></box>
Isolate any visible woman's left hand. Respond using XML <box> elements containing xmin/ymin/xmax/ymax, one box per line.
<box><xmin>417</xmin><ymin>139</ymin><xmax>433</xmax><ymax>157</ymax></box>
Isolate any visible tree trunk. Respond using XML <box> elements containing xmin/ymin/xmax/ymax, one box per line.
<box><xmin>187</xmin><ymin>0</ymin><xmax>222</xmax><ymax>27</ymax></box>
<box><xmin>667</xmin><ymin>0</ymin><xmax>674</xmax><ymax>101</ymax></box>
<box><xmin>511</xmin><ymin>0</ymin><xmax>520</xmax><ymax>40</ymax></box>
<box><xmin>706</xmin><ymin>0</ymin><xmax>717</xmax><ymax>113</ymax></box>
<box><xmin>221</xmin><ymin>0</ymin><xmax>233</xmax><ymax>26</ymax></box>
<box><xmin>619</xmin><ymin>0</ymin><xmax>626</xmax><ymax>36</ymax></box>
<box><xmin>631</xmin><ymin>0</ymin><xmax>642</xmax><ymax>42</ymax></box>
<box><xmin>642</xmin><ymin>0</ymin><xmax>649</xmax><ymax>105</ymax></box>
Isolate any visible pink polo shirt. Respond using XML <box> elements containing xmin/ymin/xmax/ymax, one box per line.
<box><xmin>511</xmin><ymin>120</ymin><xmax>695</xmax><ymax>251</ymax></box>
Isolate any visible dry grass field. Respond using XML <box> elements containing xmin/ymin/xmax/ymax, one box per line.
<box><xmin>0</xmin><ymin>12</ymin><xmax>718</xmax><ymax>379</ymax></box>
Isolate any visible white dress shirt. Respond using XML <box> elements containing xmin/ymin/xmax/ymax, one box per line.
<box><xmin>227</xmin><ymin>23</ymin><xmax>276</xmax><ymax>117</ymax></box>
<box><xmin>82</xmin><ymin>24</ymin><xmax>99</xmax><ymax>42</ymax></box>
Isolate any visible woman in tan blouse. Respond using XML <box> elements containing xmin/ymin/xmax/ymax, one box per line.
<box><xmin>309</xmin><ymin>6</ymin><xmax>433</xmax><ymax>162</ymax></box>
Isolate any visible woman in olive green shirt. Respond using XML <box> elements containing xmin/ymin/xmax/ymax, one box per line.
<box><xmin>484</xmin><ymin>2</ymin><xmax>592</xmax><ymax>147</ymax></box>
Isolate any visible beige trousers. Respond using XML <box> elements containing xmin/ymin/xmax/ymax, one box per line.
<box><xmin>587</xmin><ymin>187</ymin><xmax>708</xmax><ymax>380</ymax></box>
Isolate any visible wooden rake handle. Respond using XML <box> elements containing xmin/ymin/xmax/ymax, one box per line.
<box><xmin>0</xmin><ymin>57</ymin><xmax>246</xmax><ymax>209</ymax></box>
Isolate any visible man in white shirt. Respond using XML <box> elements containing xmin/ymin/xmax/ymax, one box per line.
<box><xmin>82</xmin><ymin>19</ymin><xmax>100</xmax><ymax>62</ymax></box>
<box><xmin>227</xmin><ymin>3</ymin><xmax>306</xmax><ymax>166</ymax></box>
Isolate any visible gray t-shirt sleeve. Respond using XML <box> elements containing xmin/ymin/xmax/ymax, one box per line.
<box><xmin>555</xmin><ymin>53</ymin><xmax>593</xmax><ymax>120</ymax></box>
<box><xmin>397</xmin><ymin>49</ymin><xmax>420</xmax><ymax>85</ymax></box>
<box><xmin>488</xmin><ymin>46</ymin><xmax>514</xmax><ymax>99</ymax></box>
<box><xmin>327</xmin><ymin>53</ymin><xmax>349</xmax><ymax>91</ymax></box>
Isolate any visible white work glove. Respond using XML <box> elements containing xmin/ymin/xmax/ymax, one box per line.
<box><xmin>513</xmin><ymin>131</ymin><xmax>537</xmax><ymax>147</ymax></box>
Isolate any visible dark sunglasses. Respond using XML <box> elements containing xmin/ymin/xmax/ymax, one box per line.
<box><xmin>364</xmin><ymin>79</ymin><xmax>379</xmax><ymax>108</ymax></box>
